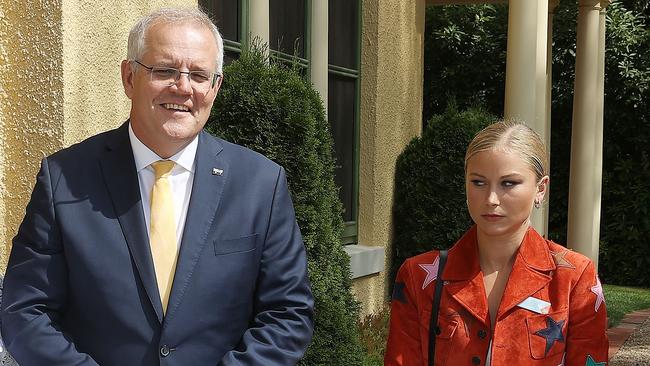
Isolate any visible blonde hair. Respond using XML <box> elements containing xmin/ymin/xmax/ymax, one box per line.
<box><xmin>465</xmin><ymin>120</ymin><xmax>548</xmax><ymax>181</ymax></box>
<box><xmin>127</xmin><ymin>7</ymin><xmax>224</xmax><ymax>73</ymax></box>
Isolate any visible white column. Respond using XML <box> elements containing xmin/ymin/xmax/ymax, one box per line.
<box><xmin>249</xmin><ymin>0</ymin><xmax>270</xmax><ymax>50</ymax></box>
<box><xmin>567</xmin><ymin>0</ymin><xmax>602</xmax><ymax>263</ymax></box>
<box><xmin>504</xmin><ymin>0</ymin><xmax>549</xmax><ymax>235</ymax></box>
<box><xmin>588</xmin><ymin>0</ymin><xmax>610</xmax><ymax>268</ymax></box>
<box><xmin>310</xmin><ymin>0</ymin><xmax>328</xmax><ymax>115</ymax></box>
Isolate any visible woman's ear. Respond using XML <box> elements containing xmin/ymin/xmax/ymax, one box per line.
<box><xmin>536</xmin><ymin>176</ymin><xmax>550</xmax><ymax>204</ymax></box>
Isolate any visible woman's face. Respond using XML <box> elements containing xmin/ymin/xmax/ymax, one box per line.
<box><xmin>465</xmin><ymin>149</ymin><xmax>548</xmax><ymax>239</ymax></box>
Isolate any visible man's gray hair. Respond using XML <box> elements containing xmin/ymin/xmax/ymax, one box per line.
<box><xmin>127</xmin><ymin>7</ymin><xmax>224</xmax><ymax>73</ymax></box>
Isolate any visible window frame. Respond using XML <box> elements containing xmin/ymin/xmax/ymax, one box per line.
<box><xmin>327</xmin><ymin>0</ymin><xmax>361</xmax><ymax>244</ymax></box>
<box><xmin>201</xmin><ymin>0</ymin><xmax>361</xmax><ymax>244</ymax></box>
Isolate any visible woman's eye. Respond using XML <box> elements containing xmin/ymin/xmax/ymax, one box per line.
<box><xmin>502</xmin><ymin>180</ymin><xmax>520</xmax><ymax>187</ymax></box>
<box><xmin>471</xmin><ymin>180</ymin><xmax>485</xmax><ymax>187</ymax></box>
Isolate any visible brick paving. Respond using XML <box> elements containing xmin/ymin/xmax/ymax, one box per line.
<box><xmin>608</xmin><ymin>308</ymin><xmax>650</xmax><ymax>364</ymax></box>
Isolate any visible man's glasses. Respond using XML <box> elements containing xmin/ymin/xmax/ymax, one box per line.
<box><xmin>133</xmin><ymin>60</ymin><xmax>221</xmax><ymax>93</ymax></box>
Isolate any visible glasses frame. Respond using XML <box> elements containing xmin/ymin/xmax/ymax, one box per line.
<box><xmin>132</xmin><ymin>60</ymin><xmax>221</xmax><ymax>91</ymax></box>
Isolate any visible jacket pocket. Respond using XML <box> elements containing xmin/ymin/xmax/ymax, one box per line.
<box><xmin>424</xmin><ymin>310</ymin><xmax>459</xmax><ymax>366</ymax></box>
<box><xmin>214</xmin><ymin>234</ymin><xmax>258</xmax><ymax>255</ymax></box>
<box><xmin>526</xmin><ymin>310</ymin><xmax>568</xmax><ymax>359</ymax></box>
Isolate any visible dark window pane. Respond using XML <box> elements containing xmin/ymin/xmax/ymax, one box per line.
<box><xmin>329</xmin><ymin>0</ymin><xmax>358</xmax><ymax>69</ymax></box>
<box><xmin>269</xmin><ymin>0</ymin><xmax>305</xmax><ymax>57</ymax></box>
<box><xmin>328</xmin><ymin>74</ymin><xmax>356</xmax><ymax>221</ymax></box>
<box><xmin>224</xmin><ymin>50</ymin><xmax>239</xmax><ymax>66</ymax></box>
<box><xmin>201</xmin><ymin>0</ymin><xmax>240</xmax><ymax>42</ymax></box>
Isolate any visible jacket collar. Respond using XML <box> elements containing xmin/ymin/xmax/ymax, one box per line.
<box><xmin>443</xmin><ymin>225</ymin><xmax>555</xmax><ymax>281</ymax></box>
<box><xmin>442</xmin><ymin>225</ymin><xmax>556</xmax><ymax>326</ymax></box>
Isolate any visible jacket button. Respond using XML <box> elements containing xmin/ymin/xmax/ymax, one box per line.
<box><xmin>472</xmin><ymin>356</ymin><xmax>481</xmax><ymax>365</ymax></box>
<box><xmin>478</xmin><ymin>329</ymin><xmax>487</xmax><ymax>339</ymax></box>
<box><xmin>160</xmin><ymin>345</ymin><xmax>170</xmax><ymax>357</ymax></box>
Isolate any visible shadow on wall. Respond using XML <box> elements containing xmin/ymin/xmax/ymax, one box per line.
<box><xmin>0</xmin><ymin>277</ymin><xmax>18</xmax><ymax>366</ymax></box>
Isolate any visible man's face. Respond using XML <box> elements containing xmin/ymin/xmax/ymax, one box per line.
<box><xmin>121</xmin><ymin>21</ymin><xmax>222</xmax><ymax>157</ymax></box>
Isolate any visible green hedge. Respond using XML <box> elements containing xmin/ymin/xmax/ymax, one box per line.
<box><xmin>206</xmin><ymin>46</ymin><xmax>363</xmax><ymax>365</ymax></box>
<box><xmin>547</xmin><ymin>1</ymin><xmax>650</xmax><ymax>286</ymax></box>
<box><xmin>423</xmin><ymin>2</ymin><xmax>650</xmax><ymax>286</ymax></box>
<box><xmin>392</xmin><ymin>106</ymin><xmax>495</xmax><ymax>275</ymax></box>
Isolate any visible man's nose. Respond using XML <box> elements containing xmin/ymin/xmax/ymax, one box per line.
<box><xmin>172</xmin><ymin>74</ymin><xmax>193</xmax><ymax>94</ymax></box>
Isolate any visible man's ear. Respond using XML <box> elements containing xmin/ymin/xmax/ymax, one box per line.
<box><xmin>213</xmin><ymin>74</ymin><xmax>224</xmax><ymax>95</ymax></box>
<box><xmin>121</xmin><ymin>60</ymin><xmax>135</xmax><ymax>99</ymax></box>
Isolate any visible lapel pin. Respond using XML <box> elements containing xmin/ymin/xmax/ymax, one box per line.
<box><xmin>212</xmin><ymin>168</ymin><xmax>224</xmax><ymax>176</ymax></box>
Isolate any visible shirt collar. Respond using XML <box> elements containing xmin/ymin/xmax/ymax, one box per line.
<box><xmin>128</xmin><ymin>122</ymin><xmax>198</xmax><ymax>173</ymax></box>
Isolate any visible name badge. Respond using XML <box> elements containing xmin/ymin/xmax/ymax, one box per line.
<box><xmin>517</xmin><ymin>296</ymin><xmax>551</xmax><ymax>314</ymax></box>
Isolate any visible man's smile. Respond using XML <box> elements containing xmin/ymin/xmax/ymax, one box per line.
<box><xmin>161</xmin><ymin>103</ymin><xmax>190</xmax><ymax>112</ymax></box>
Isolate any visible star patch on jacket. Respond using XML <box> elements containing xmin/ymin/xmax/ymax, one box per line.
<box><xmin>418</xmin><ymin>256</ymin><xmax>439</xmax><ymax>289</ymax></box>
<box><xmin>591</xmin><ymin>276</ymin><xmax>605</xmax><ymax>312</ymax></box>
<box><xmin>585</xmin><ymin>354</ymin><xmax>606</xmax><ymax>366</ymax></box>
<box><xmin>392</xmin><ymin>282</ymin><xmax>408</xmax><ymax>304</ymax></box>
<box><xmin>534</xmin><ymin>316</ymin><xmax>566</xmax><ymax>357</ymax></box>
<box><xmin>550</xmin><ymin>250</ymin><xmax>576</xmax><ymax>269</ymax></box>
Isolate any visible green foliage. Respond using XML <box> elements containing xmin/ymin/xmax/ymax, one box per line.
<box><xmin>392</xmin><ymin>106</ymin><xmax>495</xmax><ymax>272</ymax></box>
<box><xmin>604</xmin><ymin>285</ymin><xmax>650</xmax><ymax>328</ymax></box>
<box><xmin>423</xmin><ymin>4</ymin><xmax>508</xmax><ymax>123</ymax></box>
<box><xmin>358</xmin><ymin>306</ymin><xmax>390</xmax><ymax>366</ymax></box>
<box><xmin>423</xmin><ymin>2</ymin><xmax>650</xmax><ymax>286</ymax></box>
<box><xmin>548</xmin><ymin>1</ymin><xmax>650</xmax><ymax>286</ymax></box>
<box><xmin>206</xmin><ymin>45</ymin><xmax>363</xmax><ymax>365</ymax></box>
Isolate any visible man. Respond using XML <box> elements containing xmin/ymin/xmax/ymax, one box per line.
<box><xmin>1</xmin><ymin>8</ymin><xmax>313</xmax><ymax>366</ymax></box>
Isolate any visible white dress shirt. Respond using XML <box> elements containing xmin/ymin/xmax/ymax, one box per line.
<box><xmin>128</xmin><ymin>123</ymin><xmax>197</xmax><ymax>248</ymax></box>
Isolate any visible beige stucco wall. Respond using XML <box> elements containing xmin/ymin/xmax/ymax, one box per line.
<box><xmin>354</xmin><ymin>0</ymin><xmax>425</xmax><ymax>316</ymax></box>
<box><xmin>0</xmin><ymin>0</ymin><xmax>196</xmax><ymax>271</ymax></box>
<box><xmin>61</xmin><ymin>0</ymin><xmax>196</xmax><ymax>145</ymax></box>
<box><xmin>0</xmin><ymin>1</ymin><xmax>65</xmax><ymax>271</ymax></box>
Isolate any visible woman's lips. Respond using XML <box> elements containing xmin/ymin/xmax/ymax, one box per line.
<box><xmin>482</xmin><ymin>214</ymin><xmax>505</xmax><ymax>222</ymax></box>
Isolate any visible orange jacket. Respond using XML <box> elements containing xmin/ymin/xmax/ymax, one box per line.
<box><xmin>385</xmin><ymin>226</ymin><xmax>608</xmax><ymax>366</ymax></box>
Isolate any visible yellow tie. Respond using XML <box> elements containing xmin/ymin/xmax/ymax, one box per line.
<box><xmin>150</xmin><ymin>160</ymin><xmax>178</xmax><ymax>314</ymax></box>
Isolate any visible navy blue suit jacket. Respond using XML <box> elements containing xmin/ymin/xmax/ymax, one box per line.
<box><xmin>1</xmin><ymin>123</ymin><xmax>314</xmax><ymax>365</ymax></box>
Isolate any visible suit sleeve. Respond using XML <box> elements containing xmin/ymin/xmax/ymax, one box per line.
<box><xmin>218</xmin><ymin>167</ymin><xmax>314</xmax><ymax>366</ymax></box>
<box><xmin>565</xmin><ymin>260</ymin><xmax>609</xmax><ymax>365</ymax></box>
<box><xmin>1</xmin><ymin>158</ymin><xmax>100</xmax><ymax>366</ymax></box>
<box><xmin>385</xmin><ymin>260</ymin><xmax>424</xmax><ymax>366</ymax></box>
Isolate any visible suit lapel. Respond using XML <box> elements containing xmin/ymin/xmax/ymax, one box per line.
<box><xmin>165</xmin><ymin>131</ymin><xmax>227</xmax><ymax>318</ymax></box>
<box><xmin>496</xmin><ymin>228</ymin><xmax>555</xmax><ymax>320</ymax></box>
<box><xmin>99</xmin><ymin>123</ymin><xmax>164</xmax><ymax>322</ymax></box>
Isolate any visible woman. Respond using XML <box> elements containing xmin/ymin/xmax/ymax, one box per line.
<box><xmin>385</xmin><ymin>121</ymin><xmax>608</xmax><ymax>365</ymax></box>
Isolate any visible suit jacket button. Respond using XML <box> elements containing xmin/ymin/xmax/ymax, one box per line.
<box><xmin>477</xmin><ymin>329</ymin><xmax>487</xmax><ymax>339</ymax></box>
<box><xmin>160</xmin><ymin>345</ymin><xmax>170</xmax><ymax>357</ymax></box>
<box><xmin>472</xmin><ymin>356</ymin><xmax>481</xmax><ymax>365</ymax></box>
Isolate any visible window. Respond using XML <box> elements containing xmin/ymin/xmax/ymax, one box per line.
<box><xmin>202</xmin><ymin>0</ymin><xmax>361</xmax><ymax>243</ymax></box>
<box><xmin>269</xmin><ymin>0</ymin><xmax>309</xmax><ymax>69</ymax></box>
<box><xmin>201</xmin><ymin>0</ymin><xmax>247</xmax><ymax>65</ymax></box>
<box><xmin>328</xmin><ymin>0</ymin><xmax>360</xmax><ymax>244</ymax></box>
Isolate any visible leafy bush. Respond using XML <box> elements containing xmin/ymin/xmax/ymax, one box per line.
<box><xmin>392</xmin><ymin>106</ymin><xmax>495</xmax><ymax>274</ymax></box>
<box><xmin>424</xmin><ymin>1</ymin><xmax>650</xmax><ymax>286</ymax></box>
<box><xmin>358</xmin><ymin>305</ymin><xmax>390</xmax><ymax>366</ymax></box>
<box><xmin>547</xmin><ymin>1</ymin><xmax>650</xmax><ymax>285</ymax></box>
<box><xmin>206</xmin><ymin>45</ymin><xmax>363</xmax><ymax>365</ymax></box>
<box><xmin>423</xmin><ymin>4</ymin><xmax>508</xmax><ymax>123</ymax></box>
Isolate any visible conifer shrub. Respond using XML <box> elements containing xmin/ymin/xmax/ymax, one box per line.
<box><xmin>206</xmin><ymin>46</ymin><xmax>363</xmax><ymax>366</ymax></box>
<box><xmin>392</xmin><ymin>106</ymin><xmax>495</xmax><ymax>275</ymax></box>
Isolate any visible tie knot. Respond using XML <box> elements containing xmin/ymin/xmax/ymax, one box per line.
<box><xmin>152</xmin><ymin>160</ymin><xmax>175</xmax><ymax>179</ymax></box>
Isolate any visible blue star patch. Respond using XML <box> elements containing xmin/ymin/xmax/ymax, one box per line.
<box><xmin>534</xmin><ymin>316</ymin><xmax>566</xmax><ymax>357</ymax></box>
<box><xmin>392</xmin><ymin>282</ymin><xmax>408</xmax><ymax>304</ymax></box>
<box><xmin>585</xmin><ymin>355</ymin><xmax>606</xmax><ymax>366</ymax></box>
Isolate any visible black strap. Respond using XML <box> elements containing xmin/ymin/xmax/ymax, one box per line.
<box><xmin>428</xmin><ymin>250</ymin><xmax>448</xmax><ymax>366</ymax></box>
